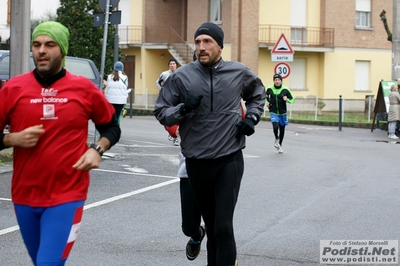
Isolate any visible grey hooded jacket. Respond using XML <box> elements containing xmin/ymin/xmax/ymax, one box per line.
<box><xmin>154</xmin><ymin>59</ymin><xmax>266</xmax><ymax>159</ymax></box>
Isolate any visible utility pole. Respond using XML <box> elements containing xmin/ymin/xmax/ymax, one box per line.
<box><xmin>9</xmin><ymin>0</ymin><xmax>31</xmax><ymax>79</ymax></box>
<box><xmin>114</xmin><ymin>4</ymin><xmax>119</xmax><ymax>63</ymax></box>
<box><xmin>94</xmin><ymin>0</ymin><xmax>121</xmax><ymax>86</ymax></box>
<box><xmin>393</xmin><ymin>0</ymin><xmax>400</xmax><ymax>80</ymax></box>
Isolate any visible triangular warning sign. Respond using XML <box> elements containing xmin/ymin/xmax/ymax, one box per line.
<box><xmin>271</xmin><ymin>33</ymin><xmax>294</xmax><ymax>54</ymax></box>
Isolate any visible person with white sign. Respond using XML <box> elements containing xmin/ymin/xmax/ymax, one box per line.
<box><xmin>265</xmin><ymin>74</ymin><xmax>295</xmax><ymax>154</ymax></box>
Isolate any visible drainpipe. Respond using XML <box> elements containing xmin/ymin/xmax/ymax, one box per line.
<box><xmin>238</xmin><ymin>0</ymin><xmax>242</xmax><ymax>62</ymax></box>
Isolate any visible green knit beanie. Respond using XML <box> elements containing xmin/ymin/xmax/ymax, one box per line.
<box><xmin>32</xmin><ymin>21</ymin><xmax>69</xmax><ymax>66</ymax></box>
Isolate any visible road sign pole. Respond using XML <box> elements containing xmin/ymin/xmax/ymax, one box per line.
<box><xmin>114</xmin><ymin>4</ymin><xmax>119</xmax><ymax>63</ymax></box>
<box><xmin>98</xmin><ymin>0</ymin><xmax>110</xmax><ymax>90</ymax></box>
<box><xmin>95</xmin><ymin>0</ymin><xmax>110</xmax><ymax>142</ymax></box>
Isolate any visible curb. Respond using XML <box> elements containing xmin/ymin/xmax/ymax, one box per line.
<box><xmin>130</xmin><ymin>109</ymin><xmax>378</xmax><ymax>130</ymax></box>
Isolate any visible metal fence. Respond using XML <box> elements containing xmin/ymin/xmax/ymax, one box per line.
<box><xmin>261</xmin><ymin>96</ymin><xmax>375</xmax><ymax>124</ymax></box>
<box><xmin>131</xmin><ymin>93</ymin><xmax>379</xmax><ymax>126</ymax></box>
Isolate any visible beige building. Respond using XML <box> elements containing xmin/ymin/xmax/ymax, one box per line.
<box><xmin>118</xmin><ymin>0</ymin><xmax>393</xmax><ymax>109</ymax></box>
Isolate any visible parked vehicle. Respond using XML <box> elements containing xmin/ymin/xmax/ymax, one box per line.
<box><xmin>0</xmin><ymin>50</ymin><xmax>101</xmax><ymax>89</ymax></box>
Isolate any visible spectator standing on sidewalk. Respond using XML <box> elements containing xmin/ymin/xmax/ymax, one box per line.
<box><xmin>105</xmin><ymin>61</ymin><xmax>129</xmax><ymax>124</ymax></box>
<box><xmin>388</xmin><ymin>84</ymin><xmax>400</xmax><ymax>139</ymax></box>
<box><xmin>154</xmin><ymin>22</ymin><xmax>265</xmax><ymax>266</ymax></box>
<box><xmin>266</xmin><ymin>73</ymin><xmax>295</xmax><ymax>154</ymax></box>
<box><xmin>156</xmin><ymin>58</ymin><xmax>180</xmax><ymax>146</ymax></box>
<box><xmin>0</xmin><ymin>21</ymin><xmax>121</xmax><ymax>265</ymax></box>
<box><xmin>397</xmin><ymin>77</ymin><xmax>400</xmax><ymax>91</ymax></box>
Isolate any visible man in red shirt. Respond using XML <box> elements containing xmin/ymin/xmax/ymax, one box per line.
<box><xmin>0</xmin><ymin>21</ymin><xmax>120</xmax><ymax>265</ymax></box>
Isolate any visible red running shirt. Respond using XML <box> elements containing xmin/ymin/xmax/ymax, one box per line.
<box><xmin>0</xmin><ymin>71</ymin><xmax>115</xmax><ymax>207</ymax></box>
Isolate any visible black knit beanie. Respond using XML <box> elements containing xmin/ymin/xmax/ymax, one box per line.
<box><xmin>168</xmin><ymin>58</ymin><xmax>178</xmax><ymax>66</ymax></box>
<box><xmin>273</xmin><ymin>74</ymin><xmax>283</xmax><ymax>81</ymax></box>
<box><xmin>194</xmin><ymin>22</ymin><xmax>224</xmax><ymax>48</ymax></box>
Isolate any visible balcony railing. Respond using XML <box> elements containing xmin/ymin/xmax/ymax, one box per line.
<box><xmin>259</xmin><ymin>24</ymin><xmax>334</xmax><ymax>47</ymax></box>
<box><xmin>117</xmin><ymin>24</ymin><xmax>335</xmax><ymax>51</ymax></box>
<box><xmin>118</xmin><ymin>25</ymin><xmax>194</xmax><ymax>63</ymax></box>
<box><xmin>118</xmin><ymin>25</ymin><xmax>142</xmax><ymax>45</ymax></box>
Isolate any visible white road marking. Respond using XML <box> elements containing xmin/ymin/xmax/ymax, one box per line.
<box><xmin>92</xmin><ymin>168</ymin><xmax>177</xmax><ymax>179</ymax></box>
<box><xmin>0</xmin><ymin>198</ymin><xmax>11</xmax><ymax>201</ymax></box>
<box><xmin>0</xmin><ymin>178</ymin><xmax>179</xmax><ymax>236</ymax></box>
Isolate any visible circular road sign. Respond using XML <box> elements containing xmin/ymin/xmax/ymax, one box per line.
<box><xmin>274</xmin><ymin>62</ymin><xmax>291</xmax><ymax>79</ymax></box>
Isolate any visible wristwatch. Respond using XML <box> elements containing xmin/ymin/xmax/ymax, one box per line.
<box><xmin>89</xmin><ymin>143</ymin><xmax>104</xmax><ymax>156</ymax></box>
<box><xmin>246</xmin><ymin>113</ymin><xmax>259</xmax><ymax>124</ymax></box>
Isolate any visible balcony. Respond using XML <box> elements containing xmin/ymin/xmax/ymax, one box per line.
<box><xmin>118</xmin><ymin>25</ymin><xmax>142</xmax><ymax>45</ymax></box>
<box><xmin>117</xmin><ymin>24</ymin><xmax>335</xmax><ymax>58</ymax></box>
<box><xmin>118</xmin><ymin>25</ymin><xmax>194</xmax><ymax>64</ymax></box>
<box><xmin>259</xmin><ymin>24</ymin><xmax>335</xmax><ymax>49</ymax></box>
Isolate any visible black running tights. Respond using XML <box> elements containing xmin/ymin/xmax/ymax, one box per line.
<box><xmin>180</xmin><ymin>178</ymin><xmax>202</xmax><ymax>240</ymax></box>
<box><xmin>186</xmin><ymin>150</ymin><xmax>244</xmax><ymax>266</ymax></box>
<box><xmin>272</xmin><ymin>122</ymin><xmax>285</xmax><ymax>145</ymax></box>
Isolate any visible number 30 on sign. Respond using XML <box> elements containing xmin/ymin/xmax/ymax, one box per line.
<box><xmin>274</xmin><ymin>62</ymin><xmax>291</xmax><ymax>79</ymax></box>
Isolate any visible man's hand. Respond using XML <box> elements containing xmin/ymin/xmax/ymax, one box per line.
<box><xmin>235</xmin><ymin>118</ymin><xmax>255</xmax><ymax>138</ymax></box>
<box><xmin>4</xmin><ymin>124</ymin><xmax>45</xmax><ymax>148</ymax></box>
<box><xmin>73</xmin><ymin>148</ymin><xmax>101</xmax><ymax>171</ymax></box>
<box><xmin>180</xmin><ymin>95</ymin><xmax>204</xmax><ymax>115</ymax></box>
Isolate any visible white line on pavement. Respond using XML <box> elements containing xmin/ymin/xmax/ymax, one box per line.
<box><xmin>84</xmin><ymin>178</ymin><xmax>179</xmax><ymax>210</ymax></box>
<box><xmin>0</xmin><ymin>178</ymin><xmax>179</xmax><ymax>236</ymax></box>
<box><xmin>92</xmin><ymin>168</ymin><xmax>178</xmax><ymax>179</ymax></box>
<box><xmin>0</xmin><ymin>198</ymin><xmax>11</xmax><ymax>201</ymax></box>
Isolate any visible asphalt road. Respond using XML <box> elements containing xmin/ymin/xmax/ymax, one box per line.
<box><xmin>0</xmin><ymin>116</ymin><xmax>398</xmax><ymax>266</ymax></box>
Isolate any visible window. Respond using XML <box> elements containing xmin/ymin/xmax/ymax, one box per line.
<box><xmin>64</xmin><ymin>59</ymin><xmax>95</xmax><ymax>80</ymax></box>
<box><xmin>355</xmin><ymin>0</ymin><xmax>371</xmax><ymax>28</ymax></box>
<box><xmin>291</xmin><ymin>27</ymin><xmax>306</xmax><ymax>45</ymax></box>
<box><xmin>354</xmin><ymin>61</ymin><xmax>370</xmax><ymax>91</ymax></box>
<box><xmin>0</xmin><ymin>56</ymin><xmax>10</xmax><ymax>76</ymax></box>
<box><xmin>290</xmin><ymin>59</ymin><xmax>306</xmax><ymax>90</ymax></box>
<box><xmin>210</xmin><ymin>0</ymin><xmax>221</xmax><ymax>24</ymax></box>
<box><xmin>290</xmin><ymin>0</ymin><xmax>306</xmax><ymax>44</ymax></box>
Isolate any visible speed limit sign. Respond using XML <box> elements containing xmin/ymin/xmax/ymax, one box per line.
<box><xmin>274</xmin><ymin>62</ymin><xmax>291</xmax><ymax>79</ymax></box>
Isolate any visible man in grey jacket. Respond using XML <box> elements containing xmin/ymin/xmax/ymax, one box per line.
<box><xmin>154</xmin><ymin>22</ymin><xmax>265</xmax><ymax>266</ymax></box>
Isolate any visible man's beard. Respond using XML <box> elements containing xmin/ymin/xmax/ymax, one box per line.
<box><xmin>199</xmin><ymin>53</ymin><xmax>219</xmax><ymax>67</ymax></box>
<box><xmin>34</xmin><ymin>54</ymin><xmax>63</xmax><ymax>77</ymax></box>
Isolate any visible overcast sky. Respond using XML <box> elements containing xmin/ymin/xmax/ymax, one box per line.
<box><xmin>30</xmin><ymin>0</ymin><xmax>60</xmax><ymax>19</ymax></box>
<box><xmin>0</xmin><ymin>0</ymin><xmax>60</xmax><ymax>40</ymax></box>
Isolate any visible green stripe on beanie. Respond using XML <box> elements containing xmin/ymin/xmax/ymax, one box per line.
<box><xmin>32</xmin><ymin>21</ymin><xmax>69</xmax><ymax>66</ymax></box>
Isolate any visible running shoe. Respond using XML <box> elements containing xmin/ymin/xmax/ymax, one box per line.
<box><xmin>278</xmin><ymin>147</ymin><xmax>283</xmax><ymax>154</ymax></box>
<box><xmin>122</xmin><ymin>109</ymin><xmax>128</xmax><ymax>117</ymax></box>
<box><xmin>168</xmin><ymin>135</ymin><xmax>173</xmax><ymax>141</ymax></box>
<box><xmin>173</xmin><ymin>138</ymin><xmax>180</xmax><ymax>146</ymax></box>
<box><xmin>186</xmin><ymin>226</ymin><xmax>205</xmax><ymax>261</ymax></box>
<box><xmin>274</xmin><ymin>139</ymin><xmax>280</xmax><ymax>150</ymax></box>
